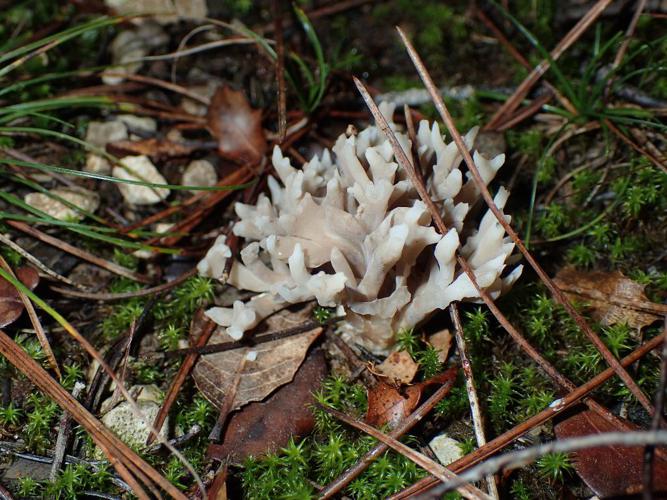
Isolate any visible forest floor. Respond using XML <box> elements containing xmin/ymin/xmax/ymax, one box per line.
<box><xmin>0</xmin><ymin>1</ymin><xmax>666</xmax><ymax>499</ymax></box>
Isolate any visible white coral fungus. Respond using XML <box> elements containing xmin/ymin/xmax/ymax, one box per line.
<box><xmin>198</xmin><ymin>103</ymin><xmax>522</xmax><ymax>352</ymax></box>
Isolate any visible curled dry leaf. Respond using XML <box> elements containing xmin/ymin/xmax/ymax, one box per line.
<box><xmin>375</xmin><ymin>350</ymin><xmax>419</xmax><ymax>384</ymax></box>
<box><xmin>554</xmin><ymin>267</ymin><xmax>667</xmax><ymax>330</ymax></box>
<box><xmin>193</xmin><ymin>306</ymin><xmax>321</xmax><ymax>411</ymax></box>
<box><xmin>428</xmin><ymin>328</ymin><xmax>452</xmax><ymax>363</ymax></box>
<box><xmin>208</xmin><ymin>347</ymin><xmax>327</xmax><ymax>462</ymax></box>
<box><xmin>206</xmin><ymin>86</ymin><xmax>267</xmax><ymax>165</ymax></box>
<box><xmin>366</xmin><ymin>367</ymin><xmax>457</xmax><ymax>429</ymax></box>
<box><xmin>554</xmin><ymin>409</ymin><xmax>667</xmax><ymax>497</ymax></box>
<box><xmin>0</xmin><ymin>267</ymin><xmax>40</xmax><ymax>328</ymax></box>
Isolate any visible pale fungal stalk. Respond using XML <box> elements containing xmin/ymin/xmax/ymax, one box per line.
<box><xmin>198</xmin><ymin>103</ymin><xmax>522</xmax><ymax>353</ymax></box>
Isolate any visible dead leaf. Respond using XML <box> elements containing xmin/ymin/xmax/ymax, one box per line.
<box><xmin>107</xmin><ymin>138</ymin><xmax>197</xmax><ymax>160</ymax></box>
<box><xmin>554</xmin><ymin>409</ymin><xmax>667</xmax><ymax>497</ymax></box>
<box><xmin>428</xmin><ymin>329</ymin><xmax>452</xmax><ymax>363</ymax></box>
<box><xmin>193</xmin><ymin>306</ymin><xmax>321</xmax><ymax>411</ymax></box>
<box><xmin>366</xmin><ymin>367</ymin><xmax>457</xmax><ymax>429</ymax></box>
<box><xmin>0</xmin><ymin>267</ymin><xmax>40</xmax><ymax>328</ymax></box>
<box><xmin>375</xmin><ymin>350</ymin><xmax>419</xmax><ymax>384</ymax></box>
<box><xmin>206</xmin><ymin>86</ymin><xmax>267</xmax><ymax>165</ymax></box>
<box><xmin>208</xmin><ymin>347</ymin><xmax>327</xmax><ymax>462</ymax></box>
<box><xmin>554</xmin><ymin>267</ymin><xmax>667</xmax><ymax>330</ymax></box>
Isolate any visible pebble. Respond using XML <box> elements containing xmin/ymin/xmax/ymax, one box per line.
<box><xmin>85</xmin><ymin>153</ymin><xmax>111</xmax><ymax>174</ymax></box>
<box><xmin>85</xmin><ymin>120</ymin><xmax>128</xmax><ymax>148</ymax></box>
<box><xmin>429</xmin><ymin>434</ymin><xmax>463</xmax><ymax>466</ymax></box>
<box><xmin>182</xmin><ymin>159</ymin><xmax>217</xmax><ymax>193</ymax></box>
<box><xmin>113</xmin><ymin>155</ymin><xmax>170</xmax><ymax>205</ymax></box>
<box><xmin>99</xmin><ymin>385</ymin><xmax>167</xmax><ymax>453</ymax></box>
<box><xmin>24</xmin><ymin>188</ymin><xmax>100</xmax><ymax>221</ymax></box>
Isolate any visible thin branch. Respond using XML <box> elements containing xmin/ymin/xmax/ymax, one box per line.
<box><xmin>0</xmin><ymin>256</ymin><xmax>60</xmax><ymax>378</ymax></box>
<box><xmin>321</xmin><ymin>404</ymin><xmax>492</xmax><ymax>500</ymax></box>
<box><xmin>396</xmin><ymin>26</ymin><xmax>655</xmax><ymax>416</ymax></box>
<box><xmin>390</xmin><ymin>332</ymin><xmax>665</xmax><ymax>499</ymax></box>
<box><xmin>146</xmin><ymin>312</ymin><xmax>216</xmax><ymax>446</ymax></box>
<box><xmin>318</xmin><ymin>367</ymin><xmax>457</xmax><ymax>498</ymax></box>
<box><xmin>484</xmin><ymin>0</ymin><xmax>613</xmax><ymax>129</ymax></box>
<box><xmin>643</xmin><ymin>318</ymin><xmax>667</xmax><ymax>500</ymax></box>
<box><xmin>6</xmin><ymin>220</ymin><xmax>151</xmax><ymax>284</ymax></box>
<box><xmin>424</xmin><ymin>430</ymin><xmax>667</xmax><ymax>499</ymax></box>
<box><xmin>450</xmin><ymin>304</ymin><xmax>499</xmax><ymax>499</ymax></box>
<box><xmin>272</xmin><ymin>0</ymin><xmax>287</xmax><ymax>143</ymax></box>
<box><xmin>52</xmin><ymin>267</ymin><xmax>197</xmax><ymax>301</ymax></box>
<box><xmin>0</xmin><ymin>233</ymin><xmax>81</xmax><ymax>288</ymax></box>
<box><xmin>50</xmin><ymin>381</ymin><xmax>85</xmax><ymax>481</ymax></box>
<box><xmin>0</xmin><ymin>329</ymin><xmax>184</xmax><ymax>499</ymax></box>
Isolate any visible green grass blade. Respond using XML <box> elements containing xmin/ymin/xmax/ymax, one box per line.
<box><xmin>0</xmin><ymin>158</ymin><xmax>253</xmax><ymax>192</ymax></box>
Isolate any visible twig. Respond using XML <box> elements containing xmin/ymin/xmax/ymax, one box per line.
<box><xmin>604</xmin><ymin>118</ymin><xmax>667</xmax><ymax>174</ymax></box>
<box><xmin>0</xmin><ymin>232</ymin><xmax>81</xmax><ymax>288</ymax></box>
<box><xmin>396</xmin><ymin>26</ymin><xmax>656</xmax><ymax>416</ymax></box>
<box><xmin>0</xmin><ymin>256</ymin><xmax>60</xmax><ymax>378</ymax></box>
<box><xmin>321</xmin><ymin>404</ymin><xmax>492</xmax><ymax>500</ymax></box>
<box><xmin>643</xmin><ymin>318</ymin><xmax>667</xmax><ymax>500</ymax></box>
<box><xmin>6</xmin><ymin>220</ymin><xmax>151</xmax><ymax>284</ymax></box>
<box><xmin>0</xmin><ymin>483</ymin><xmax>14</xmax><ymax>500</ymax></box>
<box><xmin>208</xmin><ymin>349</ymin><xmax>250</xmax><ymax>442</ymax></box>
<box><xmin>450</xmin><ymin>304</ymin><xmax>499</xmax><ymax>499</ymax></box>
<box><xmin>318</xmin><ymin>367</ymin><xmax>457</xmax><ymax>499</ymax></box>
<box><xmin>424</xmin><ymin>430</ymin><xmax>667</xmax><ymax>499</ymax></box>
<box><xmin>390</xmin><ymin>332</ymin><xmax>665</xmax><ymax>498</ymax></box>
<box><xmin>52</xmin><ymin>267</ymin><xmax>197</xmax><ymax>301</ymax></box>
<box><xmin>612</xmin><ymin>0</ymin><xmax>648</xmax><ymax>69</ymax></box>
<box><xmin>146</xmin><ymin>312</ymin><xmax>216</xmax><ymax>446</ymax></box>
<box><xmin>160</xmin><ymin>316</ymin><xmax>341</xmax><ymax>359</ymax></box>
<box><xmin>272</xmin><ymin>0</ymin><xmax>287</xmax><ymax>143</ymax></box>
<box><xmin>0</xmin><ymin>329</ymin><xmax>185</xmax><ymax>499</ymax></box>
<box><xmin>50</xmin><ymin>381</ymin><xmax>85</xmax><ymax>481</ymax></box>
<box><xmin>484</xmin><ymin>0</ymin><xmax>613</xmax><ymax>130</ymax></box>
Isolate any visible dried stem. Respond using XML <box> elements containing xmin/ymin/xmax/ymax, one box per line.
<box><xmin>50</xmin><ymin>381</ymin><xmax>85</xmax><ymax>481</ymax></box>
<box><xmin>0</xmin><ymin>256</ymin><xmax>60</xmax><ymax>377</ymax></box>
<box><xmin>318</xmin><ymin>368</ymin><xmax>457</xmax><ymax>498</ymax></box>
<box><xmin>426</xmin><ymin>430</ymin><xmax>667</xmax><ymax>499</ymax></box>
<box><xmin>272</xmin><ymin>0</ymin><xmax>287</xmax><ymax>143</ymax></box>
<box><xmin>449</xmin><ymin>303</ymin><xmax>499</xmax><ymax>499</ymax></box>
<box><xmin>0</xmin><ymin>329</ymin><xmax>185</xmax><ymax>499</ymax></box>
<box><xmin>146</xmin><ymin>312</ymin><xmax>216</xmax><ymax>446</ymax></box>
<box><xmin>321</xmin><ymin>404</ymin><xmax>492</xmax><ymax>500</ymax></box>
<box><xmin>396</xmin><ymin>26</ymin><xmax>655</xmax><ymax>415</ymax></box>
<box><xmin>6</xmin><ymin>220</ymin><xmax>151</xmax><ymax>284</ymax></box>
<box><xmin>390</xmin><ymin>332</ymin><xmax>665</xmax><ymax>498</ymax></box>
<box><xmin>484</xmin><ymin>0</ymin><xmax>613</xmax><ymax>130</ymax></box>
<box><xmin>643</xmin><ymin>319</ymin><xmax>667</xmax><ymax>500</ymax></box>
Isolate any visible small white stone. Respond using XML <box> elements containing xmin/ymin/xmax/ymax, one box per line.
<box><xmin>24</xmin><ymin>188</ymin><xmax>100</xmax><ymax>221</ymax></box>
<box><xmin>429</xmin><ymin>434</ymin><xmax>463</xmax><ymax>466</ymax></box>
<box><xmin>85</xmin><ymin>120</ymin><xmax>127</xmax><ymax>148</ymax></box>
<box><xmin>245</xmin><ymin>350</ymin><xmax>258</xmax><ymax>361</ymax></box>
<box><xmin>182</xmin><ymin>159</ymin><xmax>217</xmax><ymax>193</ymax></box>
<box><xmin>155</xmin><ymin>222</ymin><xmax>174</xmax><ymax>234</ymax></box>
<box><xmin>99</xmin><ymin>385</ymin><xmax>167</xmax><ymax>454</ymax></box>
<box><xmin>85</xmin><ymin>153</ymin><xmax>111</xmax><ymax>174</ymax></box>
<box><xmin>117</xmin><ymin>114</ymin><xmax>157</xmax><ymax>133</ymax></box>
<box><xmin>113</xmin><ymin>155</ymin><xmax>170</xmax><ymax>205</ymax></box>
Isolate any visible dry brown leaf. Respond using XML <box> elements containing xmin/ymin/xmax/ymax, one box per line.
<box><xmin>0</xmin><ymin>267</ymin><xmax>40</xmax><ymax>328</ymax></box>
<box><xmin>206</xmin><ymin>86</ymin><xmax>267</xmax><ymax>165</ymax></box>
<box><xmin>375</xmin><ymin>350</ymin><xmax>418</xmax><ymax>384</ymax></box>
<box><xmin>554</xmin><ymin>267</ymin><xmax>667</xmax><ymax>330</ymax></box>
<box><xmin>107</xmin><ymin>138</ymin><xmax>196</xmax><ymax>159</ymax></box>
<box><xmin>428</xmin><ymin>329</ymin><xmax>452</xmax><ymax>363</ymax></box>
<box><xmin>554</xmin><ymin>409</ymin><xmax>667</xmax><ymax>497</ymax></box>
<box><xmin>208</xmin><ymin>347</ymin><xmax>327</xmax><ymax>462</ymax></box>
<box><xmin>366</xmin><ymin>367</ymin><xmax>457</xmax><ymax>429</ymax></box>
<box><xmin>193</xmin><ymin>307</ymin><xmax>321</xmax><ymax>411</ymax></box>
